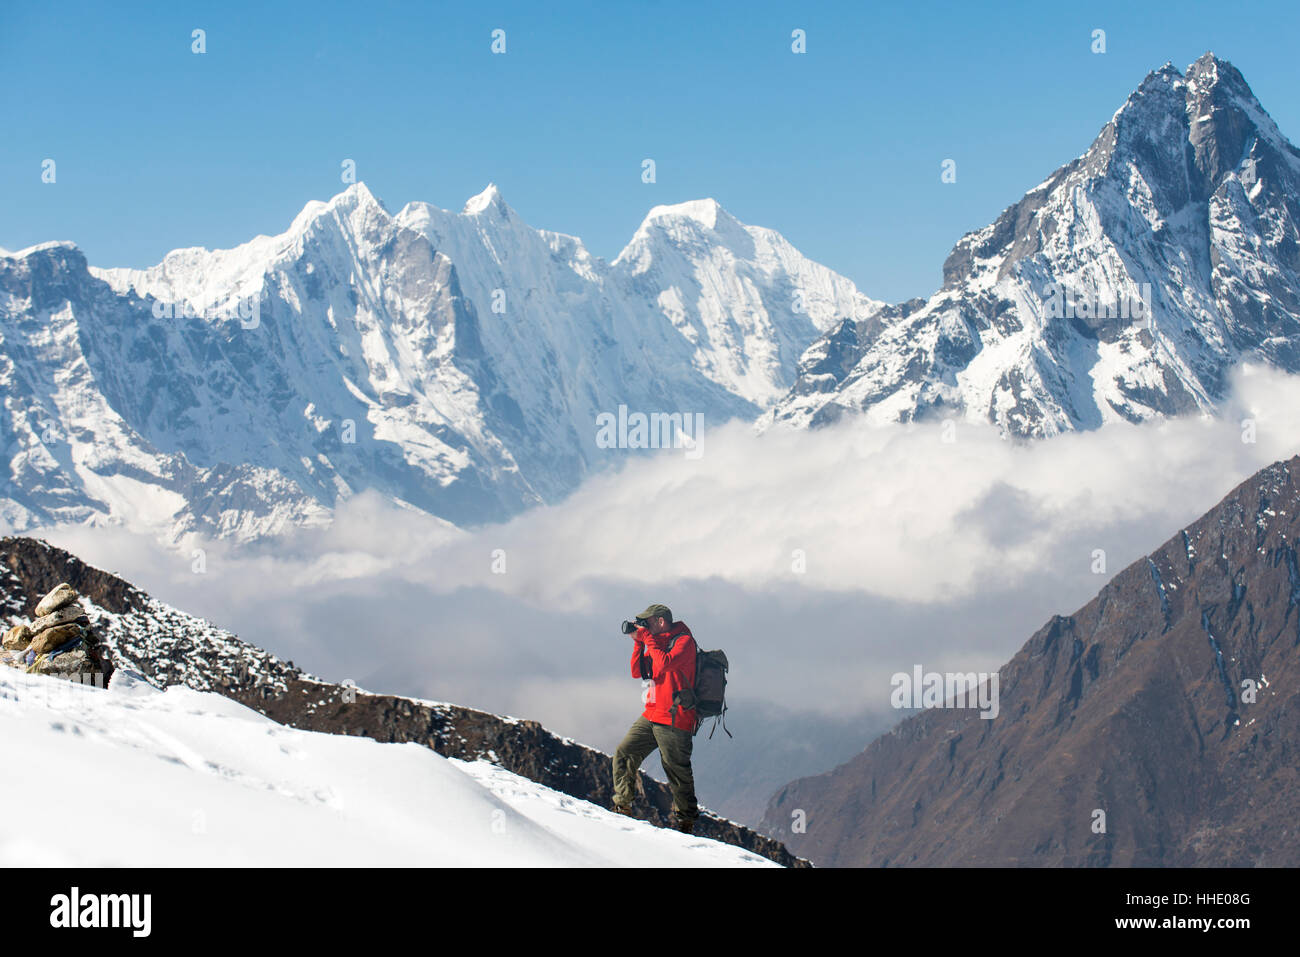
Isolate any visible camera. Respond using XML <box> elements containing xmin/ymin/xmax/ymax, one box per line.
<box><xmin>621</xmin><ymin>618</ymin><xmax>648</xmax><ymax>634</ymax></box>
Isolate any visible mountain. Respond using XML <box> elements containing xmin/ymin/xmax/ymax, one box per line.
<box><xmin>8</xmin><ymin>52</ymin><xmax>1298</xmax><ymax>541</ymax></box>
<box><xmin>0</xmin><ymin>535</ymin><xmax>808</xmax><ymax>867</ymax></box>
<box><xmin>766</xmin><ymin>53</ymin><xmax>1300</xmax><ymax>436</ymax></box>
<box><xmin>761</xmin><ymin>454</ymin><xmax>1300</xmax><ymax>866</ymax></box>
<box><xmin>1</xmin><ymin>184</ymin><xmax>876</xmax><ymax>541</ymax></box>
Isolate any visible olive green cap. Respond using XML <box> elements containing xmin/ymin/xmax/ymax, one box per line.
<box><xmin>635</xmin><ymin>603</ymin><xmax>672</xmax><ymax>621</ymax></box>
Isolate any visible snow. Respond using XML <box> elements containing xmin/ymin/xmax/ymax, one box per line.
<box><xmin>462</xmin><ymin>183</ymin><xmax>505</xmax><ymax>216</ymax></box>
<box><xmin>73</xmin><ymin>469</ymin><xmax>186</xmax><ymax>530</ymax></box>
<box><xmin>642</xmin><ymin>198</ymin><xmax>724</xmax><ymax>230</ymax></box>
<box><xmin>0</xmin><ymin>668</ymin><xmax>776</xmax><ymax>867</ymax></box>
<box><xmin>5</xmin><ymin>240</ymin><xmax>78</xmax><ymax>258</ymax></box>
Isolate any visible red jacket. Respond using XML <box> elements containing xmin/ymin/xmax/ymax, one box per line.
<box><xmin>631</xmin><ymin>621</ymin><xmax>698</xmax><ymax>732</ymax></box>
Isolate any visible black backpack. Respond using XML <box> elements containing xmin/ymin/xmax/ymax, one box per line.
<box><xmin>668</xmin><ymin>635</ymin><xmax>731</xmax><ymax>738</ymax></box>
<box><xmin>693</xmin><ymin>648</ymin><xmax>731</xmax><ymax>738</ymax></box>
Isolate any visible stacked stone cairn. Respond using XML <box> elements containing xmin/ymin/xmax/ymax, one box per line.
<box><xmin>1</xmin><ymin>583</ymin><xmax>111</xmax><ymax>686</ymax></box>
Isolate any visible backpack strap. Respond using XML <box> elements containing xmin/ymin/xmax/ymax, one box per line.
<box><xmin>707</xmin><ymin>704</ymin><xmax>733</xmax><ymax>739</ymax></box>
<box><xmin>664</xmin><ymin>629</ymin><xmax>692</xmax><ymax>655</ymax></box>
<box><xmin>666</xmin><ymin>631</ymin><xmax>699</xmax><ymax>732</ymax></box>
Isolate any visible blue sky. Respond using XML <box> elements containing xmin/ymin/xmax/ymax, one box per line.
<box><xmin>3</xmin><ymin>0</ymin><xmax>1299</xmax><ymax>302</ymax></box>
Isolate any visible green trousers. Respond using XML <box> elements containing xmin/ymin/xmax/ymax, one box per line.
<box><xmin>612</xmin><ymin>715</ymin><xmax>699</xmax><ymax>820</ymax></box>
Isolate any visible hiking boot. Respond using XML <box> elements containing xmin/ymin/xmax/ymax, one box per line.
<box><xmin>611</xmin><ymin>803</ymin><xmax>636</xmax><ymax>818</ymax></box>
<box><xmin>670</xmin><ymin>812</ymin><xmax>697</xmax><ymax>835</ymax></box>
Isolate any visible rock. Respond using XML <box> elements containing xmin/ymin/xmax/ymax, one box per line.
<box><xmin>2</xmin><ymin>623</ymin><xmax>32</xmax><ymax>651</ymax></box>
<box><xmin>81</xmin><ymin>631</ymin><xmax>114</xmax><ymax>686</ymax></box>
<box><xmin>0</xmin><ymin>627</ymin><xmax>109</xmax><ymax>689</ymax></box>
<box><xmin>0</xmin><ymin>644</ymin><xmax>103</xmax><ymax>685</ymax></box>
<box><xmin>34</xmin><ymin>583</ymin><xmax>79</xmax><ymax>619</ymax></box>
<box><xmin>30</xmin><ymin>602</ymin><xmax>86</xmax><ymax>635</ymax></box>
<box><xmin>30</xmin><ymin>648</ymin><xmax>103</xmax><ymax>684</ymax></box>
<box><xmin>28</xmin><ymin>623</ymin><xmax>84</xmax><ymax>657</ymax></box>
<box><xmin>0</xmin><ymin>647</ymin><xmax>28</xmax><ymax>670</ymax></box>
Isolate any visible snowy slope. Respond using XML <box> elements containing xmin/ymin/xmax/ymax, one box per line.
<box><xmin>0</xmin><ymin>667</ymin><xmax>776</xmax><ymax>867</ymax></box>
<box><xmin>1</xmin><ymin>183</ymin><xmax>875</xmax><ymax>542</ymax></box>
<box><xmin>767</xmin><ymin>53</ymin><xmax>1300</xmax><ymax>436</ymax></box>
<box><xmin>0</xmin><ymin>535</ymin><xmax>808</xmax><ymax>866</ymax></box>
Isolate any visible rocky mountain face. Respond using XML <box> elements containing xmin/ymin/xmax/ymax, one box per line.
<box><xmin>0</xmin><ymin>535</ymin><xmax>808</xmax><ymax>867</ymax></box>
<box><xmin>767</xmin><ymin>53</ymin><xmax>1300</xmax><ymax>436</ymax></box>
<box><xmin>762</xmin><ymin>455</ymin><xmax>1300</xmax><ymax>866</ymax></box>
<box><xmin>1</xmin><ymin>184</ymin><xmax>875</xmax><ymax>541</ymax></box>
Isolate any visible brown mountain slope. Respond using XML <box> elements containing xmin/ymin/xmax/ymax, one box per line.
<box><xmin>762</xmin><ymin>456</ymin><xmax>1300</xmax><ymax>866</ymax></box>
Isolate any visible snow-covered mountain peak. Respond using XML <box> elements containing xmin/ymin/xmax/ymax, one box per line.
<box><xmin>395</xmin><ymin>187</ymin><xmax>532</xmax><ymax>251</ymax></box>
<box><xmin>1186</xmin><ymin>51</ymin><xmax>1231</xmax><ymax>89</ymax></box>
<box><xmin>291</xmin><ymin>182</ymin><xmax>393</xmax><ymax>250</ymax></box>
<box><xmin>290</xmin><ymin>181</ymin><xmax>388</xmax><ymax>230</ymax></box>
<box><xmin>338</xmin><ymin>179</ymin><xmax>384</xmax><ymax>209</ymax></box>
<box><xmin>646</xmin><ymin>197</ymin><xmax>726</xmax><ymax>230</ymax></box>
<box><xmin>1107</xmin><ymin>54</ymin><xmax>1282</xmax><ymax>156</ymax></box>
<box><xmin>461</xmin><ymin>182</ymin><xmax>513</xmax><ymax>220</ymax></box>
<box><xmin>1179</xmin><ymin>52</ymin><xmax>1263</xmax><ymax>117</ymax></box>
<box><xmin>768</xmin><ymin>52</ymin><xmax>1300</xmax><ymax>437</ymax></box>
<box><xmin>93</xmin><ymin>182</ymin><xmax>398</xmax><ymax>310</ymax></box>
<box><xmin>5</xmin><ymin>175</ymin><xmax>881</xmax><ymax>539</ymax></box>
<box><xmin>623</xmin><ymin>197</ymin><xmax>745</xmax><ymax>246</ymax></box>
<box><xmin>615</xmin><ymin>198</ymin><xmax>759</xmax><ymax>272</ymax></box>
<box><xmin>2</xmin><ymin>239</ymin><xmax>81</xmax><ymax>262</ymax></box>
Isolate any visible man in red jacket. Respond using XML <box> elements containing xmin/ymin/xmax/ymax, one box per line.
<box><xmin>611</xmin><ymin>603</ymin><xmax>700</xmax><ymax>834</ymax></box>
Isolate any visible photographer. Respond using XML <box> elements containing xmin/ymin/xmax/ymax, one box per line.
<box><xmin>610</xmin><ymin>603</ymin><xmax>700</xmax><ymax>834</ymax></box>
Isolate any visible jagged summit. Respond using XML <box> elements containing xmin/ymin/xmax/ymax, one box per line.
<box><xmin>1136</xmin><ymin>52</ymin><xmax>1236</xmax><ymax>85</ymax></box>
<box><xmin>461</xmin><ymin>182</ymin><xmax>512</xmax><ymax>218</ymax></box>
<box><xmin>8</xmin><ymin>166</ymin><xmax>868</xmax><ymax>539</ymax></box>
<box><xmin>1187</xmin><ymin>50</ymin><xmax>1240</xmax><ymax>86</ymax></box>
<box><xmin>293</xmin><ymin>180</ymin><xmax>388</xmax><ymax>225</ymax></box>
<box><xmin>768</xmin><ymin>53</ymin><xmax>1300</xmax><ymax>437</ymax></box>
<box><xmin>310</xmin><ymin>180</ymin><xmax>382</xmax><ymax>208</ymax></box>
